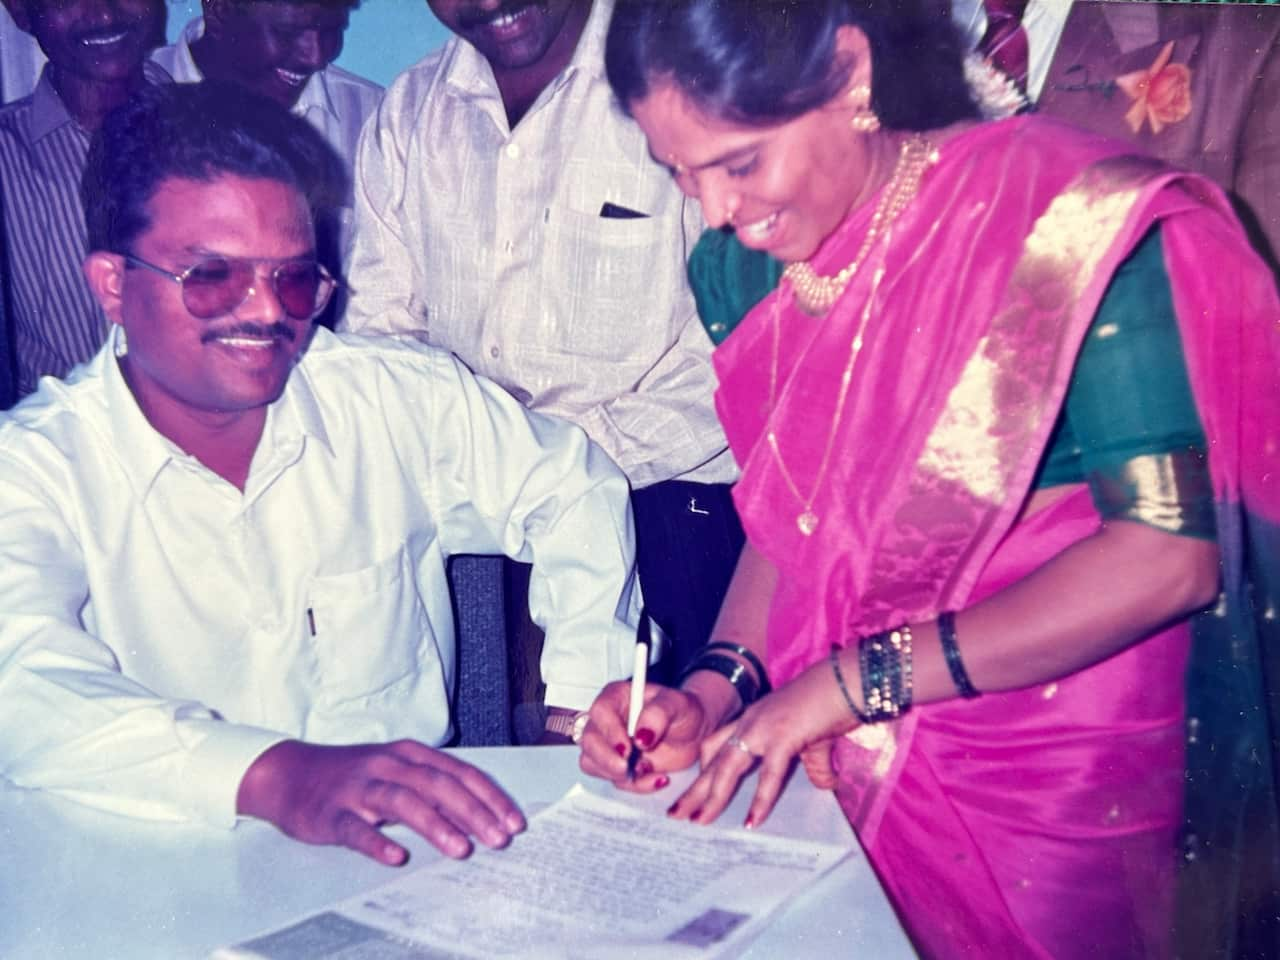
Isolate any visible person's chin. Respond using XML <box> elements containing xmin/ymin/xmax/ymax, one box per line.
<box><xmin>213</xmin><ymin>372</ymin><xmax>292</xmax><ymax>411</ymax></box>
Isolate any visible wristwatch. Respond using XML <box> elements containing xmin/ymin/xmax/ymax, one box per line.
<box><xmin>544</xmin><ymin>710</ymin><xmax>590</xmax><ymax>744</ymax></box>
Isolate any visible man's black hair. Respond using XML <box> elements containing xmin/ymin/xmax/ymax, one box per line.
<box><xmin>82</xmin><ymin>80</ymin><xmax>347</xmax><ymax>254</ymax></box>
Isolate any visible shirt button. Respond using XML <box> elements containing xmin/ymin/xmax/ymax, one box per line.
<box><xmin>505</xmin><ymin>142</ymin><xmax>520</xmax><ymax>160</ymax></box>
<box><xmin>490</xmin><ymin>345</ymin><xmax>500</xmax><ymax>358</ymax></box>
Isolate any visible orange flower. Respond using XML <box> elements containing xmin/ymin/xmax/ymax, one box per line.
<box><xmin>1116</xmin><ymin>41</ymin><xmax>1192</xmax><ymax>134</ymax></box>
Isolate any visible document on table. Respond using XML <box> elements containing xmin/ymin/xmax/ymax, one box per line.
<box><xmin>212</xmin><ymin>784</ymin><xmax>854</xmax><ymax>960</ymax></box>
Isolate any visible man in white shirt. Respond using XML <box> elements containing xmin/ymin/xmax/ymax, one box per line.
<box><xmin>151</xmin><ymin>0</ymin><xmax>380</xmax><ymax>169</ymax></box>
<box><xmin>342</xmin><ymin>0</ymin><xmax>742</xmax><ymax>697</ymax></box>
<box><xmin>0</xmin><ymin>81</ymin><xmax>639</xmax><ymax>864</ymax></box>
<box><xmin>151</xmin><ymin>0</ymin><xmax>381</xmax><ymax>285</ymax></box>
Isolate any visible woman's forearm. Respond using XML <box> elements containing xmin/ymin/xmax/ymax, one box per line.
<box><xmin>890</xmin><ymin>518</ymin><xmax>1219</xmax><ymax>708</ymax></box>
<box><xmin>681</xmin><ymin>541</ymin><xmax>779</xmax><ymax>732</ymax></box>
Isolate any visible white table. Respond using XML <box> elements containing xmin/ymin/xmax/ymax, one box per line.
<box><xmin>0</xmin><ymin>746</ymin><xmax>915</xmax><ymax>958</ymax></box>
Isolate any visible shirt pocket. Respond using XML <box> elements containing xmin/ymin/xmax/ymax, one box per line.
<box><xmin>545</xmin><ymin>205</ymin><xmax>676</xmax><ymax>364</ymax></box>
<box><xmin>306</xmin><ymin>544</ymin><xmax>426</xmax><ymax>705</ymax></box>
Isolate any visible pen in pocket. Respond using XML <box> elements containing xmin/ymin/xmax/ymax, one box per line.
<box><xmin>306</xmin><ymin>608</ymin><xmax>317</xmax><ymax>636</ymax></box>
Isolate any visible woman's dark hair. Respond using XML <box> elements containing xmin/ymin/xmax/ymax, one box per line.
<box><xmin>606</xmin><ymin>0</ymin><xmax>979</xmax><ymax>130</ymax></box>
<box><xmin>82</xmin><ymin>80</ymin><xmax>347</xmax><ymax>254</ymax></box>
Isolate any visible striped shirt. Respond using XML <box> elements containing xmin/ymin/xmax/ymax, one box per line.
<box><xmin>0</xmin><ymin>63</ymin><xmax>168</xmax><ymax>398</ymax></box>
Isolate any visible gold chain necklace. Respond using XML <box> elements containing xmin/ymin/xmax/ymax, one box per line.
<box><xmin>768</xmin><ymin>135</ymin><xmax>937</xmax><ymax>536</ymax></box>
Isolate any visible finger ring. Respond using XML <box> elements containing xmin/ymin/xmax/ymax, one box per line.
<box><xmin>727</xmin><ymin>735</ymin><xmax>756</xmax><ymax>757</ymax></box>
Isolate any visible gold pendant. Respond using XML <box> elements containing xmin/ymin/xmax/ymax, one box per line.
<box><xmin>797</xmin><ymin>511</ymin><xmax>819</xmax><ymax>536</ymax></box>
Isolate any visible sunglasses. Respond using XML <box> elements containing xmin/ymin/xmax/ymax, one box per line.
<box><xmin>123</xmin><ymin>254</ymin><xmax>337</xmax><ymax>321</ymax></box>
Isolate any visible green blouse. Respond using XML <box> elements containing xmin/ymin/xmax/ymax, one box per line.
<box><xmin>687</xmin><ymin>227</ymin><xmax>1215</xmax><ymax>540</ymax></box>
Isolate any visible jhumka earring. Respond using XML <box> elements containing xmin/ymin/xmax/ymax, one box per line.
<box><xmin>848</xmin><ymin>83</ymin><xmax>881</xmax><ymax>134</ymax></box>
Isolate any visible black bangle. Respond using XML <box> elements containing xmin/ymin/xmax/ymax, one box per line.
<box><xmin>938</xmin><ymin>611</ymin><xmax>980</xmax><ymax>698</ymax></box>
<box><xmin>678</xmin><ymin>653</ymin><xmax>760</xmax><ymax>707</ymax></box>
<box><xmin>702</xmin><ymin>641</ymin><xmax>772</xmax><ymax>696</ymax></box>
<box><xmin>830</xmin><ymin>645</ymin><xmax>868</xmax><ymax>722</ymax></box>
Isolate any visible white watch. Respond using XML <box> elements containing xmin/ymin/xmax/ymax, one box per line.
<box><xmin>544</xmin><ymin>710</ymin><xmax>589</xmax><ymax>743</ymax></box>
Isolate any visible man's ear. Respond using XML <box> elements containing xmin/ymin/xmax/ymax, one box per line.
<box><xmin>3</xmin><ymin>0</ymin><xmax>34</xmax><ymax>35</ymax></box>
<box><xmin>84</xmin><ymin>252</ymin><xmax>127</xmax><ymax>327</ymax></box>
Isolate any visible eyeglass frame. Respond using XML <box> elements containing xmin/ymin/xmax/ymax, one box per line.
<box><xmin>121</xmin><ymin>252</ymin><xmax>339</xmax><ymax>321</ymax></box>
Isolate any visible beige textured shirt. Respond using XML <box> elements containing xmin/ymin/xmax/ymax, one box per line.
<box><xmin>341</xmin><ymin>0</ymin><xmax>734</xmax><ymax>488</ymax></box>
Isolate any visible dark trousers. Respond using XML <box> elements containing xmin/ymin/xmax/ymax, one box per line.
<box><xmin>504</xmin><ymin>478</ymin><xmax>745</xmax><ymax>738</ymax></box>
<box><xmin>631</xmin><ymin>479</ymin><xmax>745</xmax><ymax>684</ymax></box>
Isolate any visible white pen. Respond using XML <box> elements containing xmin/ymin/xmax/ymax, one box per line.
<box><xmin>625</xmin><ymin>611</ymin><xmax>652</xmax><ymax>779</ymax></box>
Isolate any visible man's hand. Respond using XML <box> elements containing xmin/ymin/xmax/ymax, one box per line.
<box><xmin>236</xmin><ymin>740</ymin><xmax>526</xmax><ymax>865</ymax></box>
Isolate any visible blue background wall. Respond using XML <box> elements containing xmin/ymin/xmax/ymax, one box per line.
<box><xmin>164</xmin><ymin>1</ymin><xmax>453</xmax><ymax>88</ymax></box>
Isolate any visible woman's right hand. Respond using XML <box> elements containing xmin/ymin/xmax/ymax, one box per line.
<box><xmin>576</xmin><ymin>680</ymin><xmax>712</xmax><ymax>791</ymax></box>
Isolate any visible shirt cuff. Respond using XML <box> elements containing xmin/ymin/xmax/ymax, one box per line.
<box><xmin>181</xmin><ymin>720</ymin><xmax>290</xmax><ymax>829</ymax></box>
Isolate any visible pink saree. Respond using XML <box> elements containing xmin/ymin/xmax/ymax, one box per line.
<box><xmin>714</xmin><ymin>117</ymin><xmax>1280</xmax><ymax>959</ymax></box>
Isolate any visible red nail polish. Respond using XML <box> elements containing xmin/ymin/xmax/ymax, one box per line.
<box><xmin>638</xmin><ymin>759</ymin><xmax>654</xmax><ymax>777</ymax></box>
<box><xmin>655</xmin><ymin>775</ymin><xmax>670</xmax><ymax>789</ymax></box>
<box><xmin>743</xmin><ymin>814</ymin><xmax>755</xmax><ymax>829</ymax></box>
<box><xmin>615</xmin><ymin>743</ymin><xmax>628</xmax><ymax>757</ymax></box>
<box><xmin>690</xmin><ymin>808</ymin><xmax>703</xmax><ymax>821</ymax></box>
<box><xmin>635</xmin><ymin>728</ymin><xmax>656</xmax><ymax>749</ymax></box>
<box><xmin>666</xmin><ymin>802</ymin><xmax>680</xmax><ymax>815</ymax></box>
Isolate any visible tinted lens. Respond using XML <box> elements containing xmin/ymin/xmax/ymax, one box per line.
<box><xmin>273</xmin><ymin>261</ymin><xmax>330</xmax><ymax>320</ymax></box>
<box><xmin>181</xmin><ymin>257</ymin><xmax>254</xmax><ymax>319</ymax></box>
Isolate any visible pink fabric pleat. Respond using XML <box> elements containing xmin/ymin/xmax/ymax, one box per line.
<box><xmin>837</xmin><ymin>489</ymin><xmax>1185</xmax><ymax>959</ymax></box>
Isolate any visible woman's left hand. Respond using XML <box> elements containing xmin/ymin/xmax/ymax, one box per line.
<box><xmin>666</xmin><ymin>655</ymin><xmax>855</xmax><ymax>828</ymax></box>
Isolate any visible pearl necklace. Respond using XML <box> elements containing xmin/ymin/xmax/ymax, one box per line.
<box><xmin>783</xmin><ymin>135</ymin><xmax>938</xmax><ymax>316</ymax></box>
<box><xmin>768</xmin><ymin>135</ymin><xmax>938</xmax><ymax>536</ymax></box>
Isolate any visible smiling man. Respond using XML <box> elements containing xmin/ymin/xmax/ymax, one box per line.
<box><xmin>152</xmin><ymin>0</ymin><xmax>381</xmax><ymax>316</ymax></box>
<box><xmin>0</xmin><ymin>0</ymin><xmax>167</xmax><ymax>401</ymax></box>
<box><xmin>343</xmin><ymin>0</ymin><xmax>743</xmax><ymax>726</ymax></box>
<box><xmin>152</xmin><ymin>1</ymin><xmax>379</xmax><ymax>179</ymax></box>
<box><xmin>0</xmin><ymin>81</ymin><xmax>640</xmax><ymax>865</ymax></box>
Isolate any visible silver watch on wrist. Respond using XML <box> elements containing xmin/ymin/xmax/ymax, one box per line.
<box><xmin>544</xmin><ymin>710</ymin><xmax>590</xmax><ymax>743</ymax></box>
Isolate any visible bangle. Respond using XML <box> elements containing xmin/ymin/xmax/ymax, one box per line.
<box><xmin>938</xmin><ymin>611</ymin><xmax>980</xmax><ymax>698</ymax></box>
<box><xmin>678</xmin><ymin>653</ymin><xmax>760</xmax><ymax>707</ymax></box>
<box><xmin>891</xmin><ymin>624</ymin><xmax>914</xmax><ymax>711</ymax></box>
<box><xmin>830</xmin><ymin>645</ymin><xmax>868</xmax><ymax>722</ymax></box>
<box><xmin>857</xmin><ymin>624</ymin><xmax>915</xmax><ymax>722</ymax></box>
<box><xmin>702</xmin><ymin>641</ymin><xmax>772</xmax><ymax>696</ymax></box>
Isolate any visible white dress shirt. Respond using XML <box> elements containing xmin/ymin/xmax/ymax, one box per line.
<box><xmin>951</xmin><ymin>0</ymin><xmax>1075</xmax><ymax>101</ymax></box>
<box><xmin>0</xmin><ymin>328</ymin><xmax>639</xmax><ymax>827</ymax></box>
<box><xmin>341</xmin><ymin>0</ymin><xmax>734</xmax><ymax>489</ymax></box>
<box><xmin>151</xmin><ymin>18</ymin><xmax>383</xmax><ymax>173</ymax></box>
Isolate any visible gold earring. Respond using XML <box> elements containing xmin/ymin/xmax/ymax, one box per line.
<box><xmin>848</xmin><ymin>83</ymin><xmax>881</xmax><ymax>134</ymax></box>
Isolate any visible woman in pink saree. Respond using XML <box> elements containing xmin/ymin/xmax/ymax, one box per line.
<box><xmin>577</xmin><ymin>2</ymin><xmax>1280</xmax><ymax>957</ymax></box>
